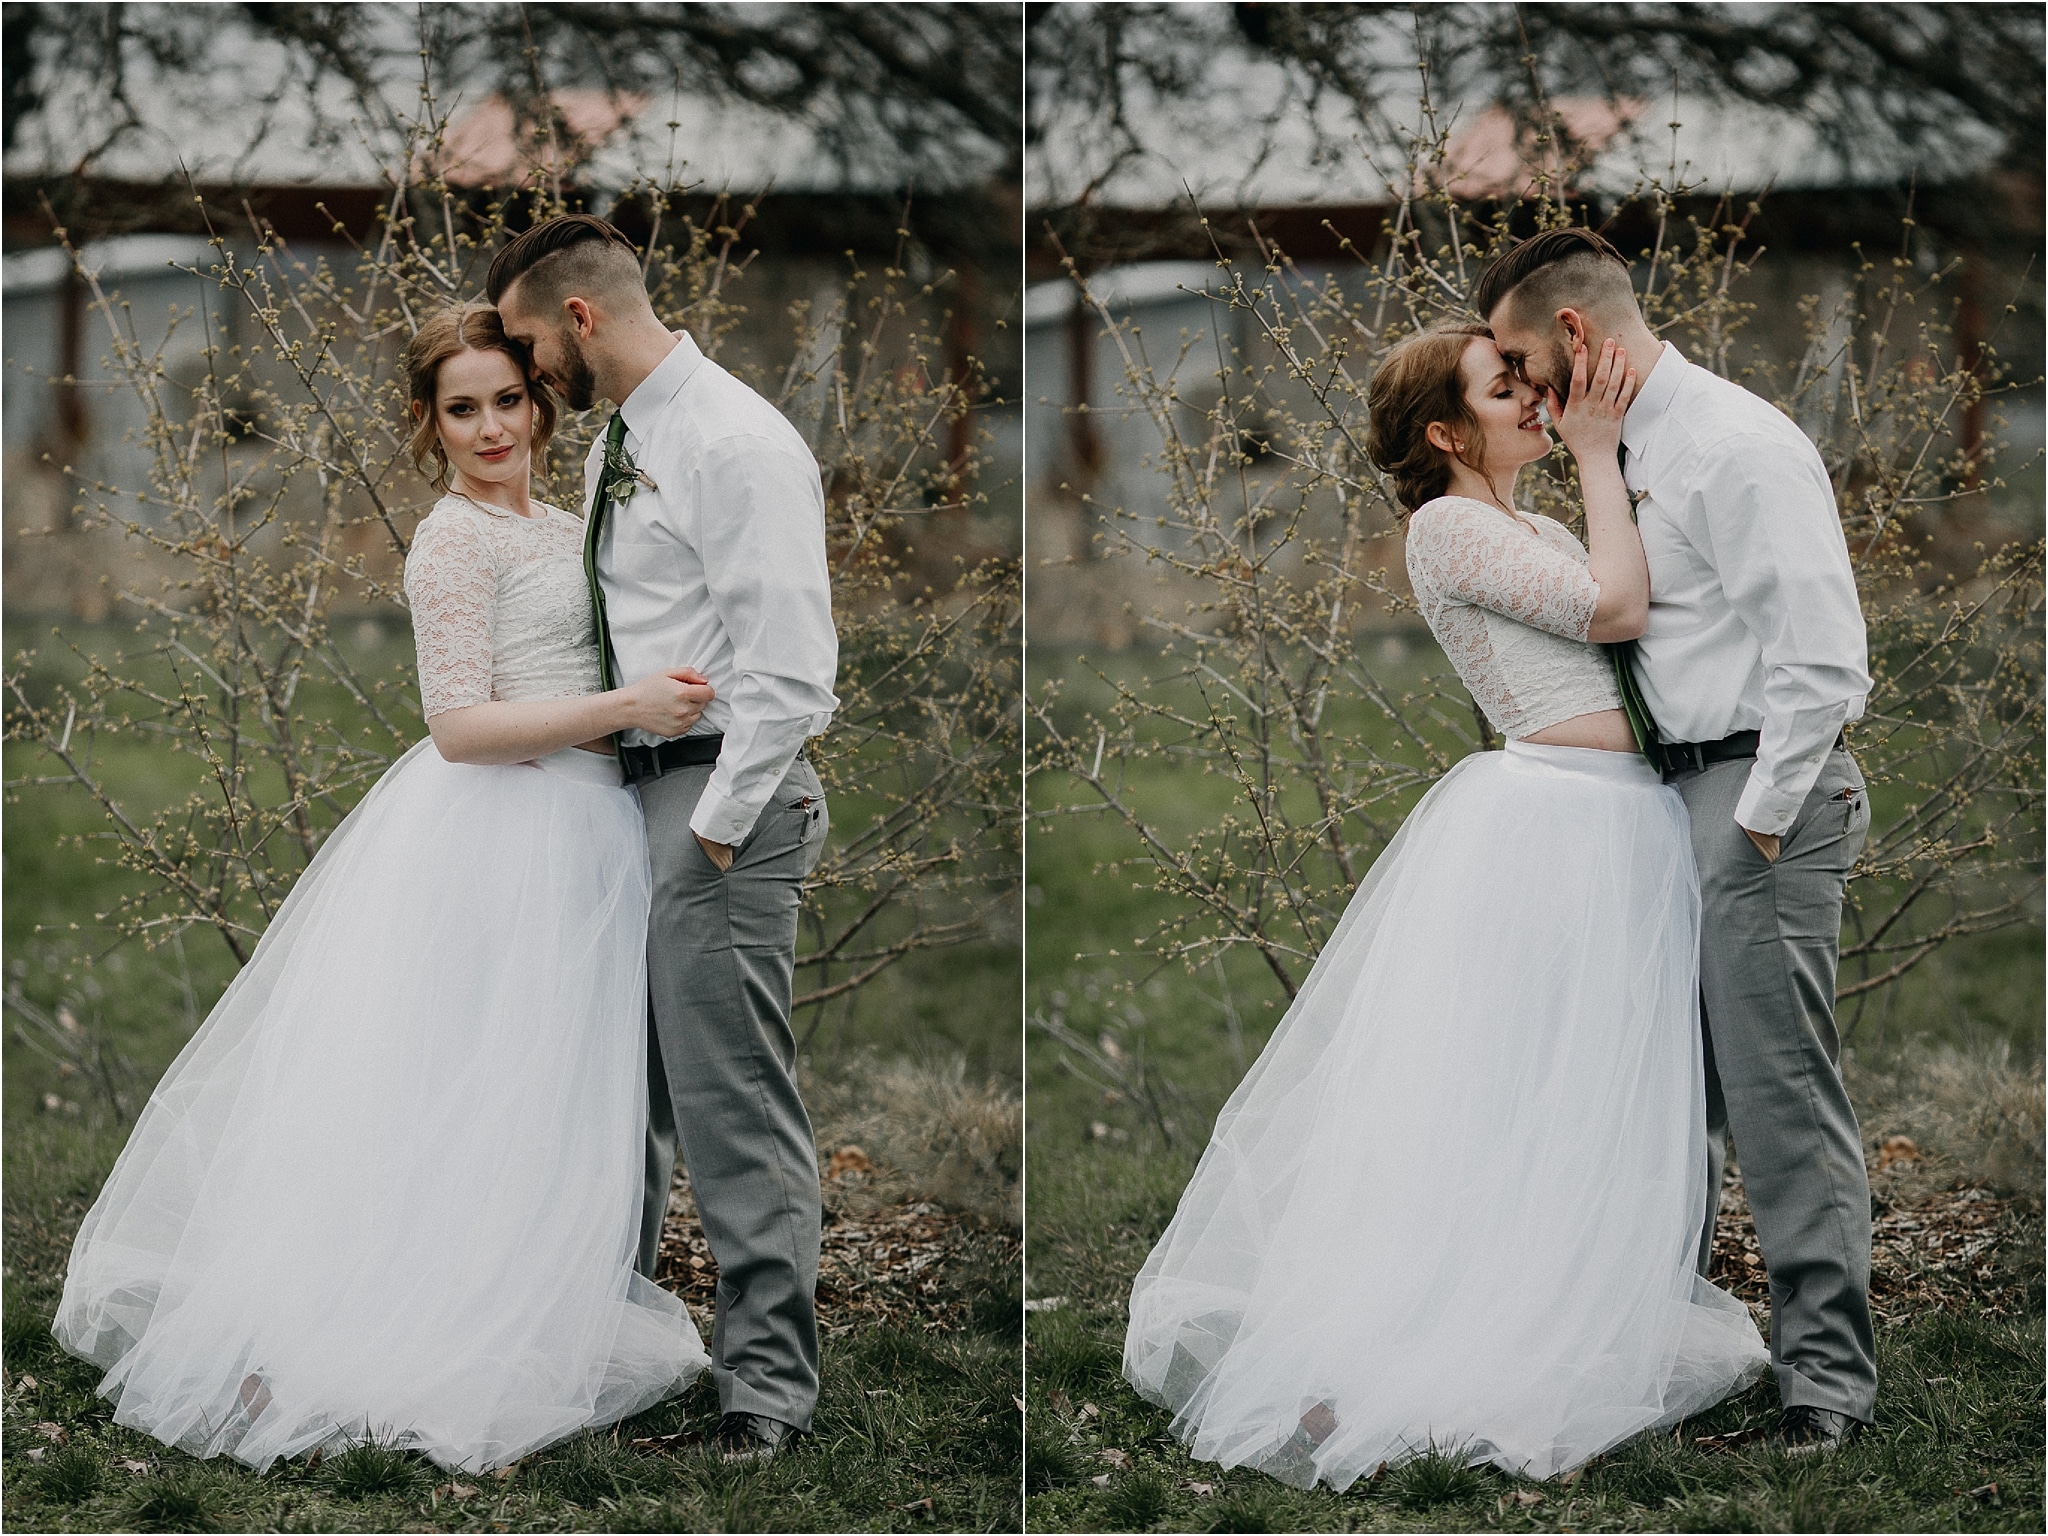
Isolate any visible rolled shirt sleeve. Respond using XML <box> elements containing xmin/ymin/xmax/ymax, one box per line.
<box><xmin>1696</xmin><ymin>435</ymin><xmax>1870</xmax><ymax>836</ymax></box>
<box><xmin>687</xmin><ymin>434</ymin><xmax>840</xmax><ymax>847</ymax></box>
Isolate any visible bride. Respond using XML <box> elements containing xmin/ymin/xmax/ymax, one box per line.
<box><xmin>54</xmin><ymin>302</ymin><xmax>717</xmax><ymax>1472</ymax></box>
<box><xmin>1123</xmin><ymin>326</ymin><xmax>1767</xmax><ymax>1486</ymax></box>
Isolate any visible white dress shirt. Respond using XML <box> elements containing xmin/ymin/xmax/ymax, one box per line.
<box><xmin>1621</xmin><ymin>341</ymin><xmax>1870</xmax><ymax>836</ymax></box>
<box><xmin>588</xmin><ymin>332</ymin><xmax>839</xmax><ymax>847</ymax></box>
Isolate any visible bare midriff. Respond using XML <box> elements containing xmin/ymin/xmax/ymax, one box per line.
<box><xmin>1519</xmin><ymin>708</ymin><xmax>1640</xmax><ymax>754</ymax></box>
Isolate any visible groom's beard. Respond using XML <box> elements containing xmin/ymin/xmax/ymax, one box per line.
<box><xmin>1545</xmin><ymin>337</ymin><xmax>1577</xmax><ymax>406</ymax></box>
<box><xmin>552</xmin><ymin>330</ymin><xmax>599</xmax><ymax>412</ymax></box>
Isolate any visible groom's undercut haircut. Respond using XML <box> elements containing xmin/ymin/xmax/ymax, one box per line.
<box><xmin>486</xmin><ymin>214</ymin><xmax>646</xmax><ymax>318</ymax></box>
<box><xmin>1473</xmin><ymin>227</ymin><xmax>1635</xmax><ymax>329</ymax></box>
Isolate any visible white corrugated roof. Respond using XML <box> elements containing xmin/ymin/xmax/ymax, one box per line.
<box><xmin>3</xmin><ymin>8</ymin><xmax>996</xmax><ymax>196</ymax></box>
<box><xmin>1028</xmin><ymin>8</ymin><xmax>2002</xmax><ymax>212</ymax></box>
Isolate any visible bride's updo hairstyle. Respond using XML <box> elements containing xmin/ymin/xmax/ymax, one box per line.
<box><xmin>1365</xmin><ymin>322</ymin><xmax>1493</xmax><ymax>517</ymax></box>
<box><xmin>404</xmin><ymin>302</ymin><xmax>558</xmax><ymax>491</ymax></box>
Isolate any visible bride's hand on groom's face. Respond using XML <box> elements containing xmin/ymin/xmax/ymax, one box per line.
<box><xmin>619</xmin><ymin>667</ymin><xmax>716</xmax><ymax>737</ymax></box>
<box><xmin>1550</xmin><ymin>337</ymin><xmax>1634</xmax><ymax>467</ymax></box>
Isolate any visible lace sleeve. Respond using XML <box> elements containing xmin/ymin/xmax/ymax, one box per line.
<box><xmin>1405</xmin><ymin>498</ymin><xmax>1600</xmax><ymax>642</ymax></box>
<box><xmin>404</xmin><ymin>509</ymin><xmax>497</xmax><ymax>717</ymax></box>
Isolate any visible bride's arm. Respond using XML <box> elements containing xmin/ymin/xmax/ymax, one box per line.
<box><xmin>1549</xmin><ymin>337</ymin><xmax>1647</xmax><ymax>643</ymax></box>
<box><xmin>426</xmin><ymin>674</ymin><xmax>712</xmax><ymax>766</ymax></box>
<box><xmin>404</xmin><ymin>513</ymin><xmax>713</xmax><ymax>765</ymax></box>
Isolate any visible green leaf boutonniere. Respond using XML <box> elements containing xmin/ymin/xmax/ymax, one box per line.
<box><xmin>603</xmin><ymin>437</ymin><xmax>658</xmax><ymax>503</ymax></box>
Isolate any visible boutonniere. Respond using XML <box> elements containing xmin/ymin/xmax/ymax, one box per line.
<box><xmin>602</xmin><ymin>436</ymin><xmax>659</xmax><ymax>502</ymax></box>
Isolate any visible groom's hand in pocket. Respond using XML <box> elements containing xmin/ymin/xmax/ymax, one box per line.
<box><xmin>694</xmin><ymin>833</ymin><xmax>735</xmax><ymax>872</ymax></box>
<box><xmin>1742</xmin><ymin>825</ymin><xmax>1782</xmax><ymax>863</ymax></box>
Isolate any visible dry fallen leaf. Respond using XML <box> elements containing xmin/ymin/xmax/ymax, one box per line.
<box><xmin>630</xmin><ymin>1430</ymin><xmax>697</xmax><ymax>1453</ymax></box>
<box><xmin>1078</xmin><ymin>1403</ymin><xmax>1099</xmax><ymax>1421</ymax></box>
<box><xmin>1090</xmin><ymin>1473</ymin><xmax>1113</xmax><ymax>1488</ymax></box>
<box><xmin>33</xmin><ymin>1421</ymin><xmax>68</xmax><ymax>1444</ymax></box>
<box><xmin>1012</xmin><ymin>1395</ymin><xmax>1026</xmax><ymax>1413</ymax></box>
<box><xmin>1183</xmin><ymin>1480</ymin><xmax>1215</xmax><ymax>1496</ymax></box>
<box><xmin>827</xmin><ymin>1145</ymin><xmax>872</xmax><ymax>1178</ymax></box>
<box><xmin>17</xmin><ymin>1375</ymin><xmax>38</xmax><ymax>1392</ymax></box>
<box><xmin>491</xmin><ymin>1462</ymin><xmax>520</xmax><ymax>1481</ymax></box>
<box><xmin>1877</xmin><ymin>1134</ymin><xmax>1922</xmax><ymax>1171</ymax></box>
<box><xmin>1098</xmin><ymin>1448</ymin><xmax>1132</xmax><ymax>1469</ymax></box>
<box><xmin>1558</xmin><ymin>1466</ymin><xmax>1584</xmax><ymax>1487</ymax></box>
<box><xmin>25</xmin><ymin>1448</ymin><xmax>46</xmax><ymax>1463</ymax></box>
<box><xmin>1510</xmin><ymin>1488</ymin><xmax>1546</xmax><ymax>1507</ymax></box>
<box><xmin>117</xmin><ymin>1459</ymin><xmax>151</xmax><ymax>1475</ymax></box>
<box><xmin>448</xmin><ymin>1483</ymin><xmax>480</xmax><ymax>1499</ymax></box>
<box><xmin>899</xmin><ymin>1496</ymin><xmax>935</xmax><ymax>1516</ymax></box>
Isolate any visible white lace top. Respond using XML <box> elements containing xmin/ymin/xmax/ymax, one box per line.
<box><xmin>1404</xmin><ymin>496</ymin><xmax>1624</xmax><ymax>739</ymax></box>
<box><xmin>403</xmin><ymin>495</ymin><xmax>600</xmax><ymax>718</ymax></box>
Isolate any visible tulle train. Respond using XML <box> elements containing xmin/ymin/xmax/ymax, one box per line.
<box><xmin>1124</xmin><ymin>742</ymin><xmax>1767</xmax><ymax>1486</ymax></box>
<box><xmin>54</xmin><ymin>742</ymin><xmax>707</xmax><ymax>1471</ymax></box>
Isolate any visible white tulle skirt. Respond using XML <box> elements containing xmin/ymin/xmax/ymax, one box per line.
<box><xmin>1124</xmin><ymin>741</ymin><xmax>1767</xmax><ymax>1487</ymax></box>
<box><xmin>54</xmin><ymin>742</ymin><xmax>707</xmax><ymax>1472</ymax></box>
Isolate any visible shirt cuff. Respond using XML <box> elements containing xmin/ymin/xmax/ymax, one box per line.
<box><xmin>687</xmin><ymin>781</ymin><xmax>765</xmax><ymax>848</ymax></box>
<box><xmin>1732</xmin><ymin>773</ymin><xmax>1804</xmax><ymax>838</ymax></box>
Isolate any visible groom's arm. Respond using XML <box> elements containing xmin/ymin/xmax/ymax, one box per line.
<box><xmin>1697</xmin><ymin>432</ymin><xmax>1870</xmax><ymax>843</ymax></box>
<box><xmin>689</xmin><ymin>430</ymin><xmax>840</xmax><ymax>854</ymax></box>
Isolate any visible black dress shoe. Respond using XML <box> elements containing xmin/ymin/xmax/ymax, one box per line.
<box><xmin>710</xmin><ymin>1411</ymin><xmax>803</xmax><ymax>1463</ymax></box>
<box><xmin>1775</xmin><ymin>1405</ymin><xmax>1865</xmax><ymax>1454</ymax></box>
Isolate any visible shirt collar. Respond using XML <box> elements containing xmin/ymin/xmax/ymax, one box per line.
<box><xmin>1621</xmin><ymin>340</ymin><xmax>1686</xmax><ymax>458</ymax></box>
<box><xmin>617</xmin><ymin>331</ymin><xmax>704</xmax><ymax>440</ymax></box>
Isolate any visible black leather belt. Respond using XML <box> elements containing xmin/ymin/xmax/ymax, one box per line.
<box><xmin>1655</xmin><ymin>729</ymin><xmax>1846</xmax><ymax>776</ymax></box>
<box><xmin>619</xmin><ymin>733</ymin><xmax>722</xmax><ymax>785</ymax></box>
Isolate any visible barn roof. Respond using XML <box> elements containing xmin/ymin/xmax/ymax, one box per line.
<box><xmin>1029</xmin><ymin>30</ymin><xmax>2003</xmax><ymax>214</ymax></box>
<box><xmin>3</xmin><ymin>10</ymin><xmax>997</xmax><ymax>200</ymax></box>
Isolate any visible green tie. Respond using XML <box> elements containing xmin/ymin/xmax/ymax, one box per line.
<box><xmin>583</xmin><ymin>411</ymin><xmax>629</xmax><ymax>771</ymax></box>
<box><xmin>1604</xmin><ymin>442</ymin><xmax>1661</xmax><ymax>766</ymax></box>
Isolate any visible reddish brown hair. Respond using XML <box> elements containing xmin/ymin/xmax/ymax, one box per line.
<box><xmin>404</xmin><ymin>302</ymin><xmax>557</xmax><ymax>492</ymax></box>
<box><xmin>1365</xmin><ymin>323</ymin><xmax>1493</xmax><ymax>516</ymax></box>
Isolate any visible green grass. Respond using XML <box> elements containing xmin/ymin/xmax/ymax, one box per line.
<box><xmin>2</xmin><ymin>1280</ymin><xmax>1023</xmax><ymax>1532</ymax></box>
<box><xmin>1024</xmin><ymin>640</ymin><xmax>2044</xmax><ymax>1533</ymax></box>
<box><xmin>3</xmin><ymin>622</ymin><xmax>1022</xmax><ymax>1532</ymax></box>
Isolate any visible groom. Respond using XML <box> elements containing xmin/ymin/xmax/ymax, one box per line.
<box><xmin>489</xmin><ymin>215</ymin><xmax>839</xmax><ymax>1461</ymax></box>
<box><xmin>1478</xmin><ymin>229</ymin><xmax>1876</xmax><ymax>1453</ymax></box>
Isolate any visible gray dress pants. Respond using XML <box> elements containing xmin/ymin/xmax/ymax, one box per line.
<box><xmin>634</xmin><ymin>755</ymin><xmax>828</xmax><ymax>1430</ymax></box>
<box><xmin>1669</xmin><ymin>746</ymin><xmax>1876</xmax><ymax>1422</ymax></box>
